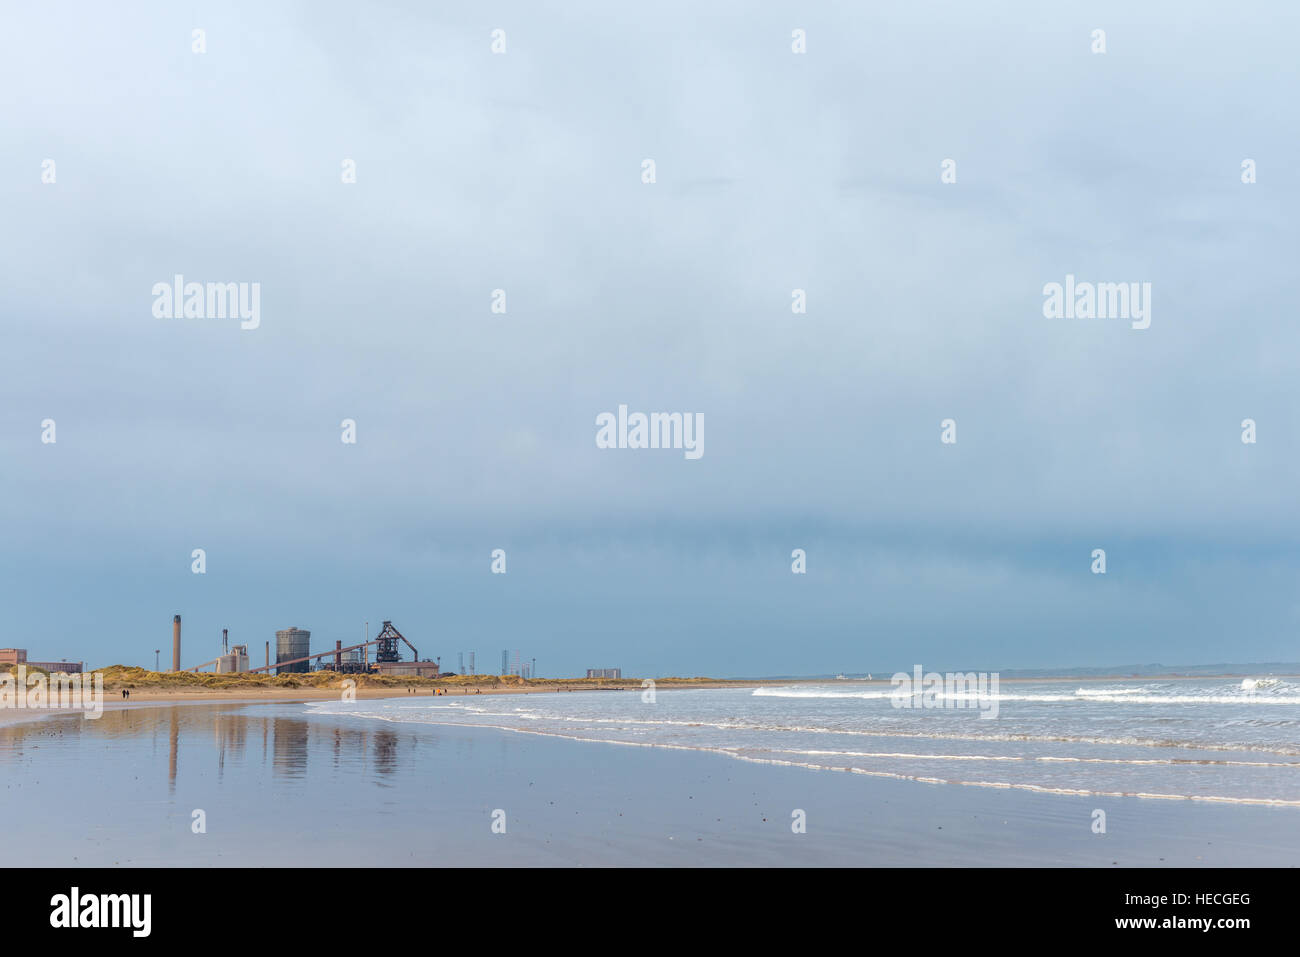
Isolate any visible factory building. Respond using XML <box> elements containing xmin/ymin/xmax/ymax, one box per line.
<box><xmin>312</xmin><ymin>642</ymin><xmax>370</xmax><ymax>675</ymax></box>
<box><xmin>586</xmin><ymin>668</ymin><xmax>621</xmax><ymax>679</ymax></box>
<box><xmin>0</xmin><ymin>649</ymin><xmax>83</xmax><ymax>674</ymax></box>
<box><xmin>374</xmin><ymin>660</ymin><xmax>441</xmax><ymax>678</ymax></box>
<box><xmin>216</xmin><ymin>644</ymin><xmax>251</xmax><ymax>674</ymax></box>
<box><xmin>275</xmin><ymin>628</ymin><xmax>311</xmax><ymax>675</ymax></box>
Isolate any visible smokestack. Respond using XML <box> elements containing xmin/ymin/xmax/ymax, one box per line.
<box><xmin>172</xmin><ymin>615</ymin><xmax>181</xmax><ymax>672</ymax></box>
<box><xmin>222</xmin><ymin>628</ymin><xmax>228</xmax><ymax>655</ymax></box>
<box><xmin>335</xmin><ymin>640</ymin><xmax>342</xmax><ymax>671</ymax></box>
<box><xmin>265</xmin><ymin>641</ymin><xmax>270</xmax><ymax>672</ymax></box>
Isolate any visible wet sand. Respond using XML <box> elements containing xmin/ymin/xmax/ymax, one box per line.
<box><xmin>1</xmin><ymin>697</ymin><xmax>1297</xmax><ymax>866</ymax></box>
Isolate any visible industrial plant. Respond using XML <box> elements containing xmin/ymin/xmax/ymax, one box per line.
<box><xmin>0</xmin><ymin>648</ymin><xmax>83</xmax><ymax>674</ymax></box>
<box><xmin>172</xmin><ymin>617</ymin><xmax>442</xmax><ymax>678</ymax></box>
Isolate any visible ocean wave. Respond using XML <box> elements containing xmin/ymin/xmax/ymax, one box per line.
<box><xmin>752</xmin><ymin>687</ymin><xmax>896</xmax><ymax>699</ymax></box>
<box><xmin>1241</xmin><ymin>677</ymin><xmax>1288</xmax><ymax>692</ymax></box>
<box><xmin>752</xmin><ymin>685</ymin><xmax>1300</xmax><ymax>705</ymax></box>
<box><xmin>762</xmin><ymin>747</ymin><xmax>1300</xmax><ymax>769</ymax></box>
<box><xmin>306</xmin><ymin>699</ymin><xmax>1300</xmax><ymax>756</ymax></box>
<box><xmin>301</xmin><ymin>703</ymin><xmax>1300</xmax><ymax>806</ymax></box>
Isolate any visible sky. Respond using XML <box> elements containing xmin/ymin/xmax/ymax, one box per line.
<box><xmin>2</xmin><ymin>2</ymin><xmax>1297</xmax><ymax>677</ymax></box>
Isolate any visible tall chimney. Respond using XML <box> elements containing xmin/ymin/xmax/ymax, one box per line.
<box><xmin>335</xmin><ymin>640</ymin><xmax>342</xmax><ymax>671</ymax></box>
<box><xmin>265</xmin><ymin>641</ymin><xmax>270</xmax><ymax>672</ymax></box>
<box><xmin>222</xmin><ymin>628</ymin><xmax>229</xmax><ymax>655</ymax></box>
<box><xmin>172</xmin><ymin>615</ymin><xmax>182</xmax><ymax>672</ymax></box>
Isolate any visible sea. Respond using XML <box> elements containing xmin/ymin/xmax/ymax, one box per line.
<box><xmin>3</xmin><ymin>677</ymin><xmax>1298</xmax><ymax>866</ymax></box>
<box><xmin>312</xmin><ymin>677</ymin><xmax>1300</xmax><ymax>806</ymax></box>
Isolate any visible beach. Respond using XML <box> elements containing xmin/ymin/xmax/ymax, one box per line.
<box><xmin>9</xmin><ymin>672</ymin><xmax>1278</xmax><ymax>709</ymax></box>
<box><xmin>2</xmin><ymin>683</ymin><xmax>1298</xmax><ymax>867</ymax></box>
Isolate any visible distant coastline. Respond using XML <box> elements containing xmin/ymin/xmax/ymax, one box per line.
<box><xmin>5</xmin><ymin>663</ymin><xmax>1296</xmax><ymax>710</ymax></box>
<box><xmin>741</xmin><ymin>664</ymin><xmax>1300</xmax><ymax>681</ymax></box>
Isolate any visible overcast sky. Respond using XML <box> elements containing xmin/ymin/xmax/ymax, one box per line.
<box><xmin>2</xmin><ymin>2</ymin><xmax>1297</xmax><ymax>676</ymax></box>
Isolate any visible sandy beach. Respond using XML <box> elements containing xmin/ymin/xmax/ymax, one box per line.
<box><xmin>2</xmin><ymin>695</ymin><xmax>1297</xmax><ymax>867</ymax></box>
<box><xmin>69</xmin><ymin>680</ymin><xmax>758</xmax><ymax>705</ymax></box>
<box><xmin>0</xmin><ymin>678</ymin><xmax>757</xmax><ymax>726</ymax></box>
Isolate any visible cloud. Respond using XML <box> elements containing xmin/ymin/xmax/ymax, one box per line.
<box><xmin>2</xmin><ymin>1</ymin><xmax>1297</xmax><ymax>671</ymax></box>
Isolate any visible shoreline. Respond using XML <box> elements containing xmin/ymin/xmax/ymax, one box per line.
<box><xmin>4</xmin><ymin>678</ymin><xmax>1298</xmax><ymax>866</ymax></box>
<box><xmin>0</xmin><ymin>681</ymin><xmax>758</xmax><ymax>725</ymax></box>
<box><xmin>3</xmin><ymin>708</ymin><xmax>1296</xmax><ymax>866</ymax></box>
<box><xmin>3</xmin><ymin>671</ymin><xmax>1293</xmax><ymax>725</ymax></box>
<box><xmin>93</xmin><ymin>679</ymin><xmax>762</xmax><ymax>704</ymax></box>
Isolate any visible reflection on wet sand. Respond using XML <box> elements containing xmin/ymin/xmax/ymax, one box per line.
<box><xmin>0</xmin><ymin>704</ymin><xmax>407</xmax><ymax>791</ymax></box>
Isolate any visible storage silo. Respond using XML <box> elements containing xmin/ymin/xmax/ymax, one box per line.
<box><xmin>275</xmin><ymin>627</ymin><xmax>311</xmax><ymax>674</ymax></box>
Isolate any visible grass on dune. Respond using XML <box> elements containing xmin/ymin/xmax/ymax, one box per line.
<box><xmin>84</xmin><ymin>667</ymin><xmax>733</xmax><ymax>692</ymax></box>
